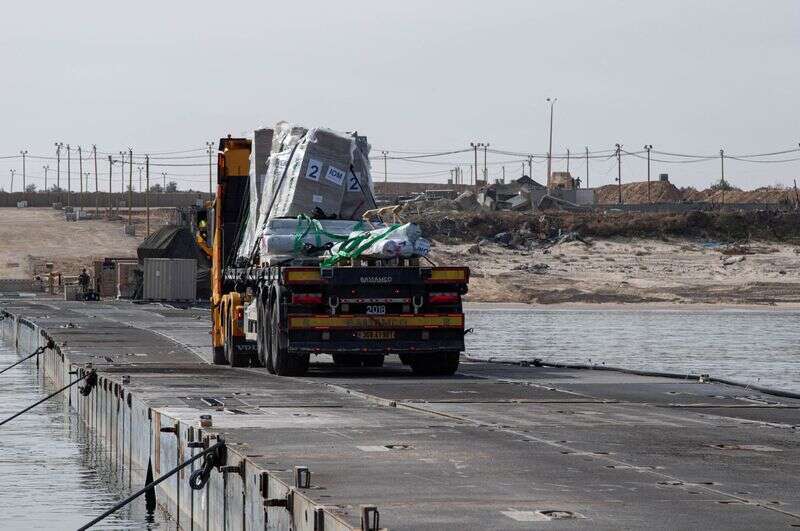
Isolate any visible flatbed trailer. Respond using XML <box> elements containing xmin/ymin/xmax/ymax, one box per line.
<box><xmin>204</xmin><ymin>135</ymin><xmax>470</xmax><ymax>376</ymax></box>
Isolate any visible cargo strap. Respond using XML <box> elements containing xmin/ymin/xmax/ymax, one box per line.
<box><xmin>320</xmin><ymin>223</ymin><xmax>403</xmax><ymax>267</ymax></box>
<box><xmin>291</xmin><ymin>214</ymin><xmax>363</xmax><ymax>255</ymax></box>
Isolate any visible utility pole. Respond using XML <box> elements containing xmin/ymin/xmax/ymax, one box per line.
<box><xmin>78</xmin><ymin>146</ymin><xmax>83</xmax><ymax>210</ymax></box>
<box><xmin>469</xmin><ymin>142</ymin><xmax>481</xmax><ymax>192</ymax></box>
<box><xmin>546</xmin><ymin>97</ymin><xmax>557</xmax><ymax>186</ymax></box>
<box><xmin>381</xmin><ymin>150</ymin><xmax>388</xmax><ymax>196</ymax></box>
<box><xmin>482</xmin><ymin>143</ymin><xmax>490</xmax><ymax>183</ymax></box>
<box><xmin>93</xmin><ymin>145</ymin><xmax>99</xmax><ymax>216</ymax></box>
<box><xmin>107</xmin><ymin>155</ymin><xmax>113</xmax><ymax>213</ymax></box>
<box><xmin>566</xmin><ymin>148</ymin><xmax>570</xmax><ymax>173</ymax></box>
<box><xmin>520</xmin><ymin>161</ymin><xmax>525</xmax><ymax>178</ymax></box>
<box><xmin>137</xmin><ymin>166</ymin><xmax>143</xmax><ymax>192</ymax></box>
<box><xmin>128</xmin><ymin>148</ymin><xmax>133</xmax><ymax>225</ymax></box>
<box><xmin>20</xmin><ymin>150</ymin><xmax>27</xmax><ymax>193</ymax></box>
<box><xmin>720</xmin><ymin>149</ymin><xmax>725</xmax><ymax>205</ymax></box>
<box><xmin>585</xmin><ymin>146</ymin><xmax>589</xmax><ymax>189</ymax></box>
<box><xmin>119</xmin><ymin>151</ymin><xmax>125</xmax><ymax>208</ymax></box>
<box><xmin>54</xmin><ymin>143</ymin><xmax>63</xmax><ymax>195</ymax></box>
<box><xmin>615</xmin><ymin>143</ymin><xmax>623</xmax><ymax>204</ymax></box>
<box><xmin>145</xmin><ymin>155</ymin><xmax>150</xmax><ymax>236</ymax></box>
<box><xmin>502</xmin><ymin>165</ymin><xmax>505</xmax><ymax>183</ymax></box>
<box><xmin>66</xmin><ymin>144</ymin><xmax>71</xmax><ymax>207</ymax></box>
<box><xmin>644</xmin><ymin>144</ymin><xmax>653</xmax><ymax>203</ymax></box>
<box><xmin>9</xmin><ymin>170</ymin><xmax>15</xmax><ymax>193</ymax></box>
<box><xmin>206</xmin><ymin>141</ymin><xmax>214</xmax><ymax>196</ymax></box>
<box><xmin>162</xmin><ymin>171</ymin><xmax>166</xmax><ymax>190</ymax></box>
<box><xmin>527</xmin><ymin>155</ymin><xmax>533</xmax><ymax>180</ymax></box>
<box><xmin>43</xmin><ymin>165</ymin><xmax>49</xmax><ymax>191</ymax></box>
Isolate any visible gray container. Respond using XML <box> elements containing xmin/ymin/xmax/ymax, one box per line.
<box><xmin>143</xmin><ymin>258</ymin><xmax>196</xmax><ymax>301</ymax></box>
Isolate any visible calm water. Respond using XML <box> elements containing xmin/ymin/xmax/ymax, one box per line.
<box><xmin>465</xmin><ymin>306</ymin><xmax>800</xmax><ymax>393</ymax></box>
<box><xmin>0</xmin><ymin>344</ymin><xmax>173</xmax><ymax>531</ymax></box>
<box><xmin>1</xmin><ymin>307</ymin><xmax>798</xmax><ymax>529</ymax></box>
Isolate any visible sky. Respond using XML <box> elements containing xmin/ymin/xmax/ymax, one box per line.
<box><xmin>1</xmin><ymin>0</ymin><xmax>798</xmax><ymax>193</ymax></box>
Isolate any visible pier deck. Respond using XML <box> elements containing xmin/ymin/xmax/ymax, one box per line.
<box><xmin>2</xmin><ymin>297</ymin><xmax>799</xmax><ymax>530</ymax></box>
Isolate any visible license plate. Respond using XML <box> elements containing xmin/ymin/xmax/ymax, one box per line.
<box><xmin>356</xmin><ymin>331</ymin><xmax>395</xmax><ymax>340</ymax></box>
<box><xmin>366</xmin><ymin>305</ymin><xmax>386</xmax><ymax>315</ymax></box>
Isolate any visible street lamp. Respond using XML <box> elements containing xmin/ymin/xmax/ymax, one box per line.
<box><xmin>644</xmin><ymin>145</ymin><xmax>653</xmax><ymax>203</ymax></box>
<box><xmin>20</xmin><ymin>150</ymin><xmax>27</xmax><ymax>192</ymax></box>
<box><xmin>546</xmin><ymin>97</ymin><xmax>557</xmax><ymax>186</ymax></box>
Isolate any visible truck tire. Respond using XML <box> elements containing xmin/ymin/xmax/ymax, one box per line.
<box><xmin>225</xmin><ymin>318</ymin><xmax>249</xmax><ymax>367</ymax></box>
<box><xmin>332</xmin><ymin>354</ymin><xmax>361</xmax><ymax>367</ymax></box>
<box><xmin>410</xmin><ymin>352</ymin><xmax>460</xmax><ymax>376</ymax></box>
<box><xmin>212</xmin><ymin>346</ymin><xmax>226</xmax><ymax>365</ymax></box>
<box><xmin>362</xmin><ymin>355</ymin><xmax>384</xmax><ymax>368</ymax></box>
<box><xmin>270</xmin><ymin>298</ymin><xmax>309</xmax><ymax>376</ymax></box>
<box><xmin>255</xmin><ymin>295</ymin><xmax>268</xmax><ymax>368</ymax></box>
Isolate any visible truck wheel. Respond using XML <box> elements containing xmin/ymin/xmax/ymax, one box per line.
<box><xmin>270</xmin><ymin>299</ymin><xmax>309</xmax><ymax>376</ymax></box>
<box><xmin>255</xmin><ymin>296</ymin><xmax>268</xmax><ymax>368</ymax></box>
<box><xmin>410</xmin><ymin>352</ymin><xmax>460</xmax><ymax>376</ymax></box>
<box><xmin>362</xmin><ymin>355</ymin><xmax>384</xmax><ymax>368</ymax></box>
<box><xmin>332</xmin><ymin>354</ymin><xmax>361</xmax><ymax>367</ymax></box>
<box><xmin>225</xmin><ymin>318</ymin><xmax>249</xmax><ymax>367</ymax></box>
<box><xmin>399</xmin><ymin>354</ymin><xmax>413</xmax><ymax>366</ymax></box>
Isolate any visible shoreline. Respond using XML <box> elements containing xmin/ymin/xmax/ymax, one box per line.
<box><xmin>464</xmin><ymin>300</ymin><xmax>800</xmax><ymax>311</ymax></box>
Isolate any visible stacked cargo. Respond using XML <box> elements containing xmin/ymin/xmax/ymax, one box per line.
<box><xmin>237</xmin><ymin>123</ymin><xmax>378</xmax><ymax>261</ymax></box>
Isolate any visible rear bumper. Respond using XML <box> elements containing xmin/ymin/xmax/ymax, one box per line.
<box><xmin>288</xmin><ymin>339</ymin><xmax>464</xmax><ymax>354</ymax></box>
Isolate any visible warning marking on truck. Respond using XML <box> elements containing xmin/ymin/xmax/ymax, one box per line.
<box><xmin>288</xmin><ymin>314</ymin><xmax>464</xmax><ymax>330</ymax></box>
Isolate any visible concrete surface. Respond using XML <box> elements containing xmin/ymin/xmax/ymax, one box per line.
<box><xmin>1</xmin><ymin>297</ymin><xmax>798</xmax><ymax>530</ymax></box>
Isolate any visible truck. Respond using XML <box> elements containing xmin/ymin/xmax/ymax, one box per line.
<box><xmin>200</xmin><ymin>133</ymin><xmax>470</xmax><ymax>377</ymax></box>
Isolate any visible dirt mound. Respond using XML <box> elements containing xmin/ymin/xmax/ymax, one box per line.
<box><xmin>683</xmin><ymin>186</ymin><xmax>797</xmax><ymax>205</ymax></box>
<box><xmin>595</xmin><ymin>180</ymin><xmax>684</xmax><ymax>204</ymax></box>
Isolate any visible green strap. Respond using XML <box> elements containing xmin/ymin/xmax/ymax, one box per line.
<box><xmin>291</xmin><ymin>215</ymin><xmax>365</xmax><ymax>255</ymax></box>
<box><xmin>321</xmin><ymin>223</ymin><xmax>402</xmax><ymax>266</ymax></box>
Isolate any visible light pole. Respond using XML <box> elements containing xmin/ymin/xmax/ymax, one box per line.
<box><xmin>20</xmin><ymin>150</ymin><xmax>27</xmax><ymax>193</ymax></box>
<box><xmin>119</xmin><ymin>151</ymin><xmax>125</xmax><ymax>213</ymax></box>
<box><xmin>77</xmin><ymin>146</ymin><xmax>83</xmax><ymax>210</ymax></box>
<box><xmin>206</xmin><ymin>141</ymin><xmax>214</xmax><ymax>196</ymax></box>
<box><xmin>470</xmin><ymin>142</ymin><xmax>486</xmax><ymax>192</ymax></box>
<box><xmin>483</xmin><ymin>143</ymin><xmax>490</xmax><ymax>183</ymax></box>
<box><xmin>137</xmin><ymin>166</ymin><xmax>143</xmax><ymax>192</ymax></box>
<box><xmin>381</xmin><ymin>150</ymin><xmax>388</xmax><ymax>196</ymax></box>
<box><xmin>546</xmin><ymin>97</ymin><xmax>557</xmax><ymax>187</ymax></box>
<box><xmin>43</xmin><ymin>165</ymin><xmax>49</xmax><ymax>191</ymax></box>
<box><xmin>162</xmin><ymin>172</ymin><xmax>167</xmax><ymax>191</ymax></box>
<box><xmin>66</xmin><ymin>144</ymin><xmax>71</xmax><ymax>207</ymax></box>
<box><xmin>644</xmin><ymin>144</ymin><xmax>653</xmax><ymax>203</ymax></box>
<box><xmin>9</xmin><ymin>169</ymin><xmax>15</xmax><ymax>193</ymax></box>
<box><xmin>54</xmin><ymin>143</ymin><xmax>63</xmax><ymax>199</ymax></box>
<box><xmin>615</xmin><ymin>143</ymin><xmax>623</xmax><ymax>204</ymax></box>
<box><xmin>585</xmin><ymin>146</ymin><xmax>589</xmax><ymax>189</ymax></box>
<box><xmin>720</xmin><ymin>149</ymin><xmax>725</xmax><ymax>205</ymax></box>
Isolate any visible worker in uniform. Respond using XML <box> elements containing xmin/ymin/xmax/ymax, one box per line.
<box><xmin>78</xmin><ymin>268</ymin><xmax>91</xmax><ymax>296</ymax></box>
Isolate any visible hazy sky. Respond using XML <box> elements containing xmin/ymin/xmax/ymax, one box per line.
<box><xmin>1</xmin><ymin>0</ymin><xmax>798</xmax><ymax>192</ymax></box>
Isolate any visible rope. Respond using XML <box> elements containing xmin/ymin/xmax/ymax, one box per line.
<box><xmin>291</xmin><ymin>214</ymin><xmax>360</xmax><ymax>255</ymax></box>
<box><xmin>0</xmin><ymin>340</ymin><xmax>54</xmax><ymax>375</ymax></box>
<box><xmin>0</xmin><ymin>369</ymin><xmax>96</xmax><ymax>427</ymax></box>
<box><xmin>79</xmin><ymin>439</ymin><xmax>226</xmax><ymax>530</ymax></box>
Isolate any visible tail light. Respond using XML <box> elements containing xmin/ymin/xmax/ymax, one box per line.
<box><xmin>292</xmin><ymin>293</ymin><xmax>323</xmax><ymax>305</ymax></box>
<box><xmin>423</xmin><ymin>267</ymin><xmax>470</xmax><ymax>283</ymax></box>
<box><xmin>428</xmin><ymin>292</ymin><xmax>459</xmax><ymax>304</ymax></box>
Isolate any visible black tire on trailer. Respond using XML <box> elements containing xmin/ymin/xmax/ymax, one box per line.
<box><xmin>398</xmin><ymin>354</ymin><xmax>413</xmax><ymax>366</ymax></box>
<box><xmin>362</xmin><ymin>355</ymin><xmax>384</xmax><ymax>368</ymax></box>
<box><xmin>265</xmin><ymin>293</ymin><xmax>276</xmax><ymax>374</ymax></box>
<box><xmin>212</xmin><ymin>346</ymin><xmax>226</xmax><ymax>365</ymax></box>
<box><xmin>332</xmin><ymin>354</ymin><xmax>361</xmax><ymax>367</ymax></box>
<box><xmin>410</xmin><ymin>351</ymin><xmax>460</xmax><ymax>376</ymax></box>
<box><xmin>270</xmin><ymin>297</ymin><xmax>309</xmax><ymax>376</ymax></box>
<box><xmin>255</xmin><ymin>294</ymin><xmax>268</xmax><ymax>368</ymax></box>
<box><xmin>225</xmin><ymin>315</ymin><xmax>249</xmax><ymax>368</ymax></box>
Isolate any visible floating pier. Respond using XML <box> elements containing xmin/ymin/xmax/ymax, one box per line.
<box><xmin>1</xmin><ymin>298</ymin><xmax>799</xmax><ymax>530</ymax></box>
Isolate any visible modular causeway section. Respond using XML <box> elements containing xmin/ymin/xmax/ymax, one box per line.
<box><xmin>1</xmin><ymin>298</ymin><xmax>799</xmax><ymax>530</ymax></box>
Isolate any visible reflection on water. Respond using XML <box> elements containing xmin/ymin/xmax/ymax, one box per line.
<box><xmin>0</xmin><ymin>344</ymin><xmax>174</xmax><ymax>531</ymax></box>
<box><xmin>465</xmin><ymin>307</ymin><xmax>800</xmax><ymax>393</ymax></box>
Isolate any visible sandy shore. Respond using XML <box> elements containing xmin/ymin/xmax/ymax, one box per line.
<box><xmin>434</xmin><ymin>236</ymin><xmax>800</xmax><ymax>305</ymax></box>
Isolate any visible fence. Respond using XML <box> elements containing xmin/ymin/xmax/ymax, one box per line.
<box><xmin>0</xmin><ymin>191</ymin><xmax>212</xmax><ymax>208</ymax></box>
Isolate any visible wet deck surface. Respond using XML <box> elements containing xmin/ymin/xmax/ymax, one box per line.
<box><xmin>3</xmin><ymin>297</ymin><xmax>800</xmax><ymax>530</ymax></box>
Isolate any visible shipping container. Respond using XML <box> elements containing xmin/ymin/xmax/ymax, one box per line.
<box><xmin>143</xmin><ymin>258</ymin><xmax>196</xmax><ymax>301</ymax></box>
